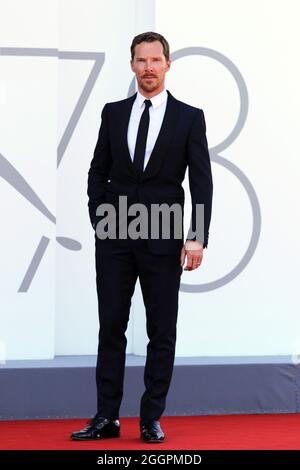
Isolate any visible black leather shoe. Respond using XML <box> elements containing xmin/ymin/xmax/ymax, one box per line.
<box><xmin>71</xmin><ymin>414</ymin><xmax>120</xmax><ymax>440</ymax></box>
<box><xmin>140</xmin><ymin>419</ymin><xmax>165</xmax><ymax>443</ymax></box>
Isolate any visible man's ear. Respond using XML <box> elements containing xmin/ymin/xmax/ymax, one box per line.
<box><xmin>130</xmin><ymin>60</ymin><xmax>134</xmax><ymax>72</ymax></box>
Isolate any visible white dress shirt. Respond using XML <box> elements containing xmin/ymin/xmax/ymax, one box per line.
<box><xmin>127</xmin><ymin>88</ymin><xmax>168</xmax><ymax>171</ymax></box>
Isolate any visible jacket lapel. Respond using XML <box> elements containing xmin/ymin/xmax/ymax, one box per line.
<box><xmin>118</xmin><ymin>89</ymin><xmax>180</xmax><ymax>181</ymax></box>
<box><xmin>117</xmin><ymin>92</ymin><xmax>139</xmax><ymax>178</ymax></box>
<box><xmin>141</xmin><ymin>89</ymin><xmax>179</xmax><ymax>181</ymax></box>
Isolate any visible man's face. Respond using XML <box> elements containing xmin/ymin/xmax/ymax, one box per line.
<box><xmin>130</xmin><ymin>40</ymin><xmax>171</xmax><ymax>95</ymax></box>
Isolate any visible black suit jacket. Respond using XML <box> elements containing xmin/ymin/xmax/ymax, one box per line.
<box><xmin>87</xmin><ymin>89</ymin><xmax>213</xmax><ymax>254</ymax></box>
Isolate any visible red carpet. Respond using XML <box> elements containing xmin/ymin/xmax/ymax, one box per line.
<box><xmin>0</xmin><ymin>414</ymin><xmax>299</xmax><ymax>450</ymax></box>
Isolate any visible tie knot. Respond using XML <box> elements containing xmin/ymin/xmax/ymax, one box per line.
<box><xmin>144</xmin><ymin>99</ymin><xmax>152</xmax><ymax>109</ymax></box>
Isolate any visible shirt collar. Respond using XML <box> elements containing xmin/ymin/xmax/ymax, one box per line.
<box><xmin>136</xmin><ymin>88</ymin><xmax>168</xmax><ymax>109</ymax></box>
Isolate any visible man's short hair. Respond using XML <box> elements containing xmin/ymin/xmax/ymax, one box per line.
<box><xmin>130</xmin><ymin>31</ymin><xmax>170</xmax><ymax>61</ymax></box>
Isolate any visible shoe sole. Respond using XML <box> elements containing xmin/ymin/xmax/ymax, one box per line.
<box><xmin>71</xmin><ymin>433</ymin><xmax>120</xmax><ymax>441</ymax></box>
<box><xmin>141</xmin><ymin>437</ymin><xmax>165</xmax><ymax>443</ymax></box>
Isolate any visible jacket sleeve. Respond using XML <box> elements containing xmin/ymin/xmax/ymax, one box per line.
<box><xmin>87</xmin><ymin>104</ymin><xmax>112</xmax><ymax>229</ymax></box>
<box><xmin>186</xmin><ymin>109</ymin><xmax>213</xmax><ymax>248</ymax></box>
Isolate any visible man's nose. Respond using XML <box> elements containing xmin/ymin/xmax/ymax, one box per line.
<box><xmin>144</xmin><ymin>61</ymin><xmax>154</xmax><ymax>71</ymax></box>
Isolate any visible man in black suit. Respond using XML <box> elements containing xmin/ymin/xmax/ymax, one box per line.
<box><xmin>71</xmin><ymin>31</ymin><xmax>213</xmax><ymax>443</ymax></box>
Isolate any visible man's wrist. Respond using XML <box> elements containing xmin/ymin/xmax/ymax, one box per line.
<box><xmin>185</xmin><ymin>239</ymin><xmax>203</xmax><ymax>250</ymax></box>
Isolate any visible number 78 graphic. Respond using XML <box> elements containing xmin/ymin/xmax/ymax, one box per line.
<box><xmin>1</xmin><ymin>46</ymin><xmax>261</xmax><ymax>293</ymax></box>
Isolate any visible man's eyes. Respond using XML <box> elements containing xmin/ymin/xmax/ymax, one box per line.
<box><xmin>138</xmin><ymin>58</ymin><xmax>161</xmax><ymax>62</ymax></box>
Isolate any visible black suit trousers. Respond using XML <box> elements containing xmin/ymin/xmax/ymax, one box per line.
<box><xmin>94</xmin><ymin>234</ymin><xmax>183</xmax><ymax>420</ymax></box>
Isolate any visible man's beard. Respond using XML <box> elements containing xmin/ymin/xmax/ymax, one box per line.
<box><xmin>139</xmin><ymin>77</ymin><xmax>159</xmax><ymax>92</ymax></box>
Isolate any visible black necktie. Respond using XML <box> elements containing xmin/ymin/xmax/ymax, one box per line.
<box><xmin>133</xmin><ymin>99</ymin><xmax>152</xmax><ymax>175</ymax></box>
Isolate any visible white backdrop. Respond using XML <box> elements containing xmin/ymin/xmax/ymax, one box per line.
<box><xmin>0</xmin><ymin>0</ymin><xmax>299</xmax><ymax>360</ymax></box>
